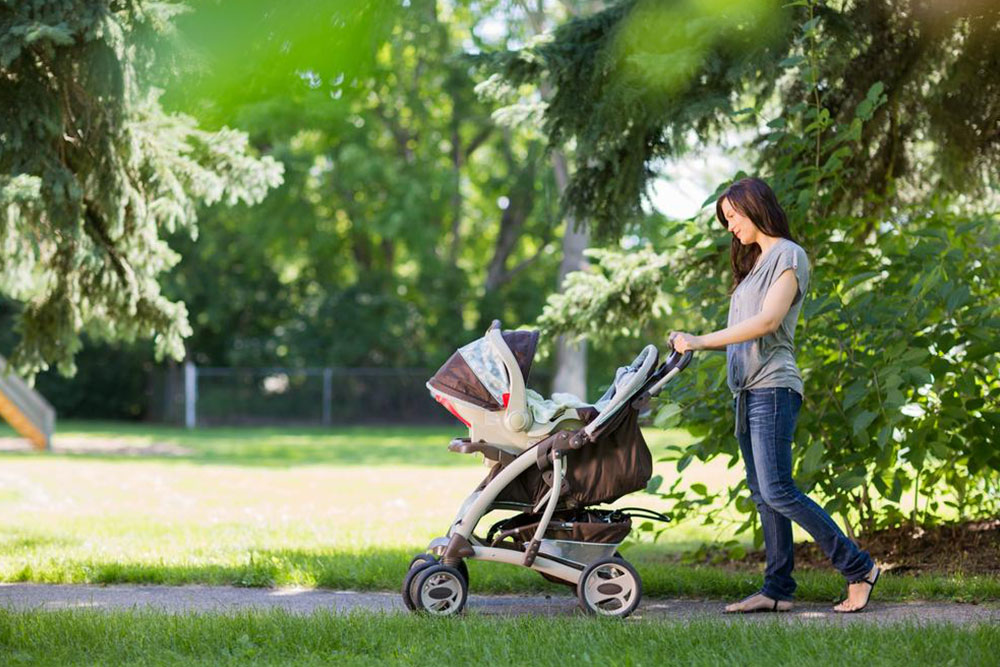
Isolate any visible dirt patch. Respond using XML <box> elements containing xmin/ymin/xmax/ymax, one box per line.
<box><xmin>777</xmin><ymin>519</ymin><xmax>1000</xmax><ymax>576</ymax></box>
<box><xmin>678</xmin><ymin>520</ymin><xmax>1000</xmax><ymax>576</ymax></box>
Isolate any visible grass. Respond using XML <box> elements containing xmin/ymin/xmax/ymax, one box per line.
<box><xmin>0</xmin><ymin>421</ymin><xmax>997</xmax><ymax>602</ymax></box>
<box><xmin>0</xmin><ymin>421</ymin><xmax>466</xmax><ymax>467</ymax></box>
<box><xmin>0</xmin><ymin>609</ymin><xmax>997</xmax><ymax>666</ymax></box>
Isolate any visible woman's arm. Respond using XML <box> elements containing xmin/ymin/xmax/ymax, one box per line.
<box><xmin>698</xmin><ymin>311</ymin><xmax>780</xmax><ymax>349</ymax></box>
<box><xmin>671</xmin><ymin>269</ymin><xmax>799</xmax><ymax>352</ymax></box>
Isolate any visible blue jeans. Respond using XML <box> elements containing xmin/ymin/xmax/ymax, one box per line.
<box><xmin>735</xmin><ymin>387</ymin><xmax>874</xmax><ymax>601</ymax></box>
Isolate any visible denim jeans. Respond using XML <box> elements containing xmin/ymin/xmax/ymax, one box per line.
<box><xmin>735</xmin><ymin>387</ymin><xmax>874</xmax><ymax>601</ymax></box>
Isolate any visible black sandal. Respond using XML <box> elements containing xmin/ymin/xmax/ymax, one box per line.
<box><xmin>834</xmin><ymin>565</ymin><xmax>881</xmax><ymax>613</ymax></box>
<box><xmin>725</xmin><ymin>591</ymin><xmax>792</xmax><ymax>613</ymax></box>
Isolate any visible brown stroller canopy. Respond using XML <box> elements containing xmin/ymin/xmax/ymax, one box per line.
<box><xmin>427</xmin><ymin>330</ymin><xmax>539</xmax><ymax>410</ymax></box>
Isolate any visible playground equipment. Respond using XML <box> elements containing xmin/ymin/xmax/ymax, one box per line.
<box><xmin>0</xmin><ymin>355</ymin><xmax>55</xmax><ymax>450</ymax></box>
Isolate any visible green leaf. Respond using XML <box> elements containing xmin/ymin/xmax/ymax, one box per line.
<box><xmin>727</xmin><ymin>544</ymin><xmax>747</xmax><ymax>560</ymax></box>
<box><xmin>842</xmin><ymin>379</ymin><xmax>868</xmax><ymax>411</ymax></box>
<box><xmin>735</xmin><ymin>495</ymin><xmax>754</xmax><ymax>513</ymax></box>
<box><xmin>877</xmin><ymin>424</ymin><xmax>893</xmax><ymax>449</ymax></box>
<box><xmin>654</xmin><ymin>402</ymin><xmax>682</xmax><ymax>428</ymax></box>
<box><xmin>844</xmin><ymin>271</ymin><xmax>880</xmax><ymax>290</ymax></box>
<box><xmin>800</xmin><ymin>439</ymin><xmax>825</xmax><ymax>474</ymax></box>
<box><xmin>852</xmin><ymin>409</ymin><xmax>877</xmax><ymax>436</ymax></box>
<box><xmin>690</xmin><ymin>483</ymin><xmax>708</xmax><ymax>496</ymax></box>
<box><xmin>834</xmin><ymin>473</ymin><xmax>866</xmax><ymax>490</ymax></box>
<box><xmin>645</xmin><ymin>474</ymin><xmax>663</xmax><ymax>494</ymax></box>
<box><xmin>945</xmin><ymin>284</ymin><xmax>971</xmax><ymax>311</ymax></box>
<box><xmin>899</xmin><ymin>347</ymin><xmax>930</xmax><ymax>364</ymax></box>
<box><xmin>904</xmin><ymin>367</ymin><xmax>933</xmax><ymax>385</ymax></box>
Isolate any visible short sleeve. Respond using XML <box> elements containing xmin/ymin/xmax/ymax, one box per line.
<box><xmin>770</xmin><ymin>243</ymin><xmax>810</xmax><ymax>306</ymax></box>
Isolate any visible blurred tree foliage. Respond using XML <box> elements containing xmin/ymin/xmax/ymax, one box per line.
<box><xmin>9</xmin><ymin>1</ymin><xmax>617</xmax><ymax>418</ymax></box>
<box><xmin>497</xmin><ymin>0</ymin><xmax>1000</xmax><ymax>535</ymax></box>
<box><xmin>162</xmin><ymin>0</ymin><xmax>568</xmax><ymax>369</ymax></box>
<box><xmin>0</xmin><ymin>0</ymin><xmax>283</xmax><ymax>377</ymax></box>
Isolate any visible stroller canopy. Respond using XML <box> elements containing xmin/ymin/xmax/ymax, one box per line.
<box><xmin>428</xmin><ymin>330</ymin><xmax>539</xmax><ymax>410</ymax></box>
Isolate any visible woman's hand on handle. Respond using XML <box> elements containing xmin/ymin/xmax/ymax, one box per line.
<box><xmin>668</xmin><ymin>331</ymin><xmax>702</xmax><ymax>354</ymax></box>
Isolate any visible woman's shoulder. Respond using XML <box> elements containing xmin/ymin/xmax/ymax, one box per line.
<box><xmin>777</xmin><ymin>238</ymin><xmax>810</xmax><ymax>267</ymax></box>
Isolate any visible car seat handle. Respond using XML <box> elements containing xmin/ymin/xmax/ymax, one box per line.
<box><xmin>485</xmin><ymin>323</ymin><xmax>532</xmax><ymax>432</ymax></box>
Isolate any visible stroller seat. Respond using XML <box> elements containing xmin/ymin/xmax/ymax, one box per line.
<box><xmin>427</xmin><ymin>321</ymin><xmax>659</xmax><ymax>453</ymax></box>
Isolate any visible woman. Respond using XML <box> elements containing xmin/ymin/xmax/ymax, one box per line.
<box><xmin>669</xmin><ymin>177</ymin><xmax>880</xmax><ymax>614</ymax></box>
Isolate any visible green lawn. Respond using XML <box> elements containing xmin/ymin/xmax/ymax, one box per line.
<box><xmin>0</xmin><ymin>421</ymin><xmax>997</xmax><ymax>602</ymax></box>
<box><xmin>0</xmin><ymin>609</ymin><xmax>997</xmax><ymax>666</ymax></box>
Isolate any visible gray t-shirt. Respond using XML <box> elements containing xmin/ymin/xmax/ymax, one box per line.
<box><xmin>726</xmin><ymin>238</ymin><xmax>810</xmax><ymax>436</ymax></box>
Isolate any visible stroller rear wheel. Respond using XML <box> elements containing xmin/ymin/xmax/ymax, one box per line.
<box><xmin>577</xmin><ymin>557</ymin><xmax>642</xmax><ymax>618</ymax></box>
<box><xmin>412</xmin><ymin>564</ymin><xmax>468</xmax><ymax>616</ymax></box>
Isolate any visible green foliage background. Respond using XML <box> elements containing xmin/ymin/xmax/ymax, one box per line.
<box><xmin>497</xmin><ymin>0</ymin><xmax>1000</xmax><ymax>537</ymax></box>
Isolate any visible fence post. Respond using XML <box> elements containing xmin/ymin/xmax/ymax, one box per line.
<box><xmin>322</xmin><ymin>367</ymin><xmax>333</xmax><ymax>426</ymax></box>
<box><xmin>184</xmin><ymin>360</ymin><xmax>197</xmax><ymax>429</ymax></box>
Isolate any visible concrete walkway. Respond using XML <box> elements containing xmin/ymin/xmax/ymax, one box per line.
<box><xmin>1</xmin><ymin>584</ymin><xmax>997</xmax><ymax>625</ymax></box>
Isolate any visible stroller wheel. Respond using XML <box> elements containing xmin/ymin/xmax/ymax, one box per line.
<box><xmin>455</xmin><ymin>559</ymin><xmax>469</xmax><ymax>587</ymax></box>
<box><xmin>402</xmin><ymin>555</ymin><xmax>436</xmax><ymax>611</ymax></box>
<box><xmin>413</xmin><ymin>564</ymin><xmax>468</xmax><ymax>616</ymax></box>
<box><xmin>408</xmin><ymin>553</ymin><xmax>437</xmax><ymax>570</ymax></box>
<box><xmin>577</xmin><ymin>557</ymin><xmax>642</xmax><ymax>618</ymax></box>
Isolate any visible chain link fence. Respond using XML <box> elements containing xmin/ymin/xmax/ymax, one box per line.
<box><xmin>152</xmin><ymin>364</ymin><xmax>456</xmax><ymax>427</ymax></box>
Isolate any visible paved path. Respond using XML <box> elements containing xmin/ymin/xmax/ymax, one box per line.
<box><xmin>1</xmin><ymin>584</ymin><xmax>997</xmax><ymax>625</ymax></box>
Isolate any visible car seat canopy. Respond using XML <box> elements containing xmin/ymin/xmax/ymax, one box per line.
<box><xmin>427</xmin><ymin>329</ymin><xmax>539</xmax><ymax>410</ymax></box>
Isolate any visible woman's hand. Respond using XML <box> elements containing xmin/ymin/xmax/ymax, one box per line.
<box><xmin>668</xmin><ymin>331</ymin><xmax>701</xmax><ymax>354</ymax></box>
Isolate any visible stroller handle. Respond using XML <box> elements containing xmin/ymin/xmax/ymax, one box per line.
<box><xmin>645</xmin><ymin>346</ymin><xmax>693</xmax><ymax>398</ymax></box>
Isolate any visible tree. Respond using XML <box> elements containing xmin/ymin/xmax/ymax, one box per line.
<box><xmin>0</xmin><ymin>1</ymin><xmax>282</xmax><ymax>377</ymax></box>
<box><xmin>162</xmin><ymin>0</ymin><xmax>566</xmax><ymax>368</ymax></box>
<box><xmin>493</xmin><ymin>0</ymin><xmax>1000</xmax><ymax>538</ymax></box>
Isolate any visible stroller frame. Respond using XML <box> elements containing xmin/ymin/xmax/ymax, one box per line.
<box><xmin>405</xmin><ymin>321</ymin><xmax>692</xmax><ymax>617</ymax></box>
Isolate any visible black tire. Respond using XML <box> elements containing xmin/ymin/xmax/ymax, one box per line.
<box><xmin>576</xmin><ymin>557</ymin><xmax>642</xmax><ymax>618</ymax></box>
<box><xmin>413</xmin><ymin>564</ymin><xmax>468</xmax><ymax>616</ymax></box>
<box><xmin>401</xmin><ymin>555</ymin><xmax>437</xmax><ymax>611</ymax></box>
<box><xmin>408</xmin><ymin>553</ymin><xmax>437</xmax><ymax>570</ymax></box>
<box><xmin>454</xmin><ymin>559</ymin><xmax>470</xmax><ymax>588</ymax></box>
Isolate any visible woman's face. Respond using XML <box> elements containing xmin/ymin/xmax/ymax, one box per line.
<box><xmin>720</xmin><ymin>197</ymin><xmax>758</xmax><ymax>245</ymax></box>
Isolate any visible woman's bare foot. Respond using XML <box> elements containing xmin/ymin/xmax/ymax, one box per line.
<box><xmin>724</xmin><ymin>592</ymin><xmax>793</xmax><ymax>613</ymax></box>
<box><xmin>833</xmin><ymin>564</ymin><xmax>880</xmax><ymax>612</ymax></box>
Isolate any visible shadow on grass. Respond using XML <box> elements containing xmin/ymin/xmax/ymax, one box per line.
<box><xmin>0</xmin><ymin>422</ymin><xmax>475</xmax><ymax>468</ymax></box>
<box><xmin>5</xmin><ymin>544</ymin><xmax>999</xmax><ymax>603</ymax></box>
<box><xmin>0</xmin><ymin>421</ymin><xmax>699</xmax><ymax>469</ymax></box>
<box><xmin>0</xmin><ymin>532</ymin><xmax>81</xmax><ymax>552</ymax></box>
<box><xmin>0</xmin><ymin>420</ymin><xmax>701</xmax><ymax>473</ymax></box>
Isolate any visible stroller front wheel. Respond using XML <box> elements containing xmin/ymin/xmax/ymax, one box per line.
<box><xmin>413</xmin><ymin>564</ymin><xmax>468</xmax><ymax>616</ymax></box>
<box><xmin>402</xmin><ymin>555</ymin><xmax>437</xmax><ymax>611</ymax></box>
<box><xmin>577</xmin><ymin>557</ymin><xmax>642</xmax><ymax>618</ymax></box>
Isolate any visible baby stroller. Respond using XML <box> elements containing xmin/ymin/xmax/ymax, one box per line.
<box><xmin>402</xmin><ymin>320</ymin><xmax>692</xmax><ymax>617</ymax></box>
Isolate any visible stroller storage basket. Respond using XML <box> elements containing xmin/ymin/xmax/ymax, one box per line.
<box><xmin>488</xmin><ymin>509</ymin><xmax>632</xmax><ymax>547</ymax></box>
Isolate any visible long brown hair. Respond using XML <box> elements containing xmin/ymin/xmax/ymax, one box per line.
<box><xmin>715</xmin><ymin>177</ymin><xmax>796</xmax><ymax>293</ymax></box>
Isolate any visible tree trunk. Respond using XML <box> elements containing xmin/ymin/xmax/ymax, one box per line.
<box><xmin>517</xmin><ymin>0</ymin><xmax>596</xmax><ymax>399</ymax></box>
<box><xmin>551</xmin><ymin>149</ymin><xmax>589</xmax><ymax>399</ymax></box>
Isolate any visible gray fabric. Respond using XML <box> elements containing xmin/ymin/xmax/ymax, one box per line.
<box><xmin>458</xmin><ymin>337</ymin><xmax>508</xmax><ymax>405</ymax></box>
<box><xmin>726</xmin><ymin>238</ymin><xmax>810</xmax><ymax>437</ymax></box>
<box><xmin>585</xmin><ymin>345</ymin><xmax>658</xmax><ymax>435</ymax></box>
<box><xmin>525</xmin><ymin>389</ymin><xmax>590</xmax><ymax>424</ymax></box>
